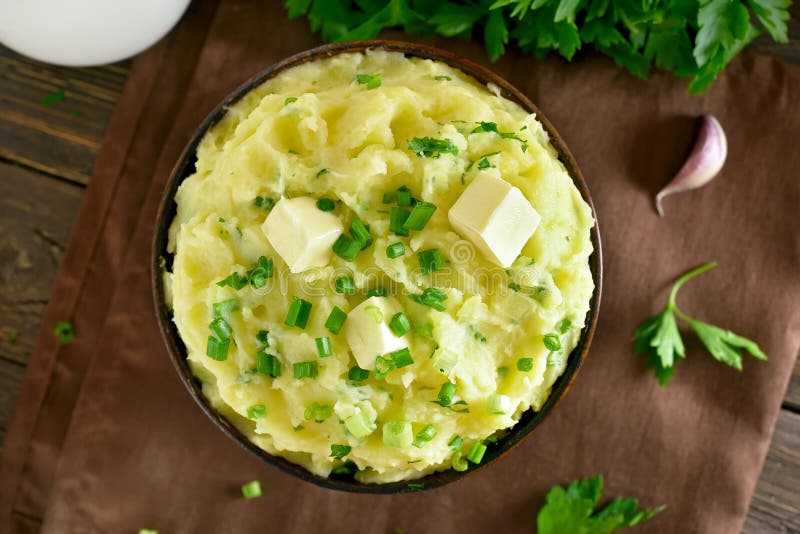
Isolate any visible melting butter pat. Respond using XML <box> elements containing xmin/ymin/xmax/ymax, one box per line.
<box><xmin>448</xmin><ymin>175</ymin><xmax>540</xmax><ymax>267</ymax></box>
<box><xmin>345</xmin><ymin>296</ymin><xmax>409</xmax><ymax>370</ymax></box>
<box><xmin>262</xmin><ymin>197</ymin><xmax>343</xmax><ymax>273</ymax></box>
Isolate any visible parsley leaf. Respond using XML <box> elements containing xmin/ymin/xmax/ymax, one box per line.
<box><xmin>406</xmin><ymin>137</ymin><xmax>458</xmax><ymax>158</ymax></box>
<box><xmin>633</xmin><ymin>262</ymin><xmax>767</xmax><ymax>386</ymax></box>
<box><xmin>537</xmin><ymin>475</ymin><xmax>664</xmax><ymax>534</ymax></box>
<box><xmin>284</xmin><ymin>0</ymin><xmax>790</xmax><ymax>94</ymax></box>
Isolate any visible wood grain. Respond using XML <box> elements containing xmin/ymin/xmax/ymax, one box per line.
<box><xmin>742</xmin><ymin>410</ymin><xmax>800</xmax><ymax>534</ymax></box>
<box><xmin>0</xmin><ymin>357</ymin><xmax>25</xmax><ymax>447</ymax></box>
<box><xmin>0</xmin><ymin>47</ymin><xmax>128</xmax><ymax>184</ymax></box>
<box><xmin>1</xmin><ymin>20</ymin><xmax>800</xmax><ymax>532</ymax></box>
<box><xmin>0</xmin><ymin>162</ymin><xmax>82</xmax><ymax>367</ymax></box>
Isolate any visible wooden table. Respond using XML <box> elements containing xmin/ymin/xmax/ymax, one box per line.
<box><xmin>1</xmin><ymin>25</ymin><xmax>799</xmax><ymax>532</ymax></box>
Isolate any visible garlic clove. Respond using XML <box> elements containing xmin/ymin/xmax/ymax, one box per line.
<box><xmin>656</xmin><ymin>115</ymin><xmax>727</xmax><ymax>216</ymax></box>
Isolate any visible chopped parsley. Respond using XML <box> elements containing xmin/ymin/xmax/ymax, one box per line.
<box><xmin>407</xmin><ymin>137</ymin><xmax>458</xmax><ymax>158</ymax></box>
<box><xmin>356</xmin><ymin>73</ymin><xmax>382</xmax><ymax>89</ymax></box>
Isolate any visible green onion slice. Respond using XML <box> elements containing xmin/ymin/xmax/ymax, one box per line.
<box><xmin>389</xmin><ymin>312</ymin><xmax>411</xmax><ymax>336</ymax></box>
<box><xmin>284</xmin><ymin>297</ymin><xmax>312</xmax><ymax>328</ymax></box>
<box><xmin>325</xmin><ymin>306</ymin><xmax>348</xmax><ymax>334</ymax></box>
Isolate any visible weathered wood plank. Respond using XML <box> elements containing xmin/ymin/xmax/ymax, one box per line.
<box><xmin>785</xmin><ymin>359</ymin><xmax>800</xmax><ymax>412</ymax></box>
<box><xmin>0</xmin><ymin>358</ymin><xmax>25</xmax><ymax>449</ymax></box>
<box><xmin>0</xmin><ymin>45</ymin><xmax>129</xmax><ymax>184</ymax></box>
<box><xmin>744</xmin><ymin>409</ymin><xmax>800</xmax><ymax>534</ymax></box>
<box><xmin>0</xmin><ymin>162</ymin><xmax>83</xmax><ymax>366</ymax></box>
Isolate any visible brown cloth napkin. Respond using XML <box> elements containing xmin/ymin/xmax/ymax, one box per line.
<box><xmin>2</xmin><ymin>1</ymin><xmax>799</xmax><ymax>533</ymax></box>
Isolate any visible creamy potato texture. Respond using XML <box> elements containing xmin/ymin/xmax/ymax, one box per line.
<box><xmin>165</xmin><ymin>50</ymin><xmax>594</xmax><ymax>483</ymax></box>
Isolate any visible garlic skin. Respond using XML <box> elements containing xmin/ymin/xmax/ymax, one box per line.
<box><xmin>656</xmin><ymin>115</ymin><xmax>727</xmax><ymax>216</ymax></box>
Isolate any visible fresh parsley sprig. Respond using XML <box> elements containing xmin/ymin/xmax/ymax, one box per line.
<box><xmin>284</xmin><ymin>0</ymin><xmax>790</xmax><ymax>94</ymax></box>
<box><xmin>537</xmin><ymin>475</ymin><xmax>664</xmax><ymax>533</ymax></box>
<box><xmin>633</xmin><ymin>261</ymin><xmax>767</xmax><ymax>386</ymax></box>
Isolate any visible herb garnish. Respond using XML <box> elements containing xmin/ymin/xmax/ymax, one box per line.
<box><xmin>54</xmin><ymin>322</ymin><xmax>75</xmax><ymax>344</ymax></box>
<box><xmin>40</xmin><ymin>88</ymin><xmax>65</xmax><ymax>106</ymax></box>
<box><xmin>537</xmin><ymin>475</ymin><xmax>664</xmax><ymax>533</ymax></box>
<box><xmin>330</xmin><ymin>444</ymin><xmax>352</xmax><ymax>460</ymax></box>
<box><xmin>633</xmin><ymin>262</ymin><xmax>767</xmax><ymax>386</ymax></box>
<box><xmin>407</xmin><ymin>137</ymin><xmax>458</xmax><ymax>158</ymax></box>
<box><xmin>285</xmin><ymin>1</ymin><xmax>790</xmax><ymax>94</ymax></box>
<box><xmin>356</xmin><ymin>73</ymin><xmax>382</xmax><ymax>89</ymax></box>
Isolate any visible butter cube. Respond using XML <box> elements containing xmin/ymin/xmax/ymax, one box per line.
<box><xmin>345</xmin><ymin>296</ymin><xmax>409</xmax><ymax>370</ymax></box>
<box><xmin>448</xmin><ymin>175</ymin><xmax>540</xmax><ymax>267</ymax></box>
<box><xmin>262</xmin><ymin>197</ymin><xmax>343</xmax><ymax>273</ymax></box>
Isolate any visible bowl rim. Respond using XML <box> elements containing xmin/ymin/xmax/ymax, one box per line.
<box><xmin>151</xmin><ymin>39</ymin><xmax>603</xmax><ymax>494</ymax></box>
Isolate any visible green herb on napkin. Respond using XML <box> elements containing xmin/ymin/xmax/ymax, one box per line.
<box><xmin>537</xmin><ymin>475</ymin><xmax>664</xmax><ymax>533</ymax></box>
<box><xmin>283</xmin><ymin>0</ymin><xmax>791</xmax><ymax>94</ymax></box>
<box><xmin>634</xmin><ymin>262</ymin><xmax>767</xmax><ymax>386</ymax></box>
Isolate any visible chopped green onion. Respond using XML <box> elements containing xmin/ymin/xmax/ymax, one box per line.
<box><xmin>241</xmin><ymin>480</ymin><xmax>262</xmax><ymax>499</ymax></box>
<box><xmin>547</xmin><ymin>352</ymin><xmax>561</xmax><ymax>367</ymax></box>
<box><xmin>448</xmin><ymin>435</ymin><xmax>463</xmax><ymax>451</ymax></box>
<box><xmin>331</xmin><ymin>460</ymin><xmax>359</xmax><ymax>476</ymax></box>
<box><xmin>304</xmin><ymin>402</ymin><xmax>332</xmax><ymax>422</ymax></box>
<box><xmin>293</xmin><ymin>424</ymin><xmax>305</xmax><ymax>431</ymax></box>
<box><xmin>284</xmin><ymin>297</ymin><xmax>312</xmax><ymax>329</ymax></box>
<box><xmin>419</xmin><ymin>287</ymin><xmax>447</xmax><ymax>311</ymax></box>
<box><xmin>256</xmin><ymin>330</ymin><xmax>269</xmax><ymax>347</ymax></box>
<box><xmin>325</xmin><ymin>306</ymin><xmax>348</xmax><ymax>334</ymax></box>
<box><xmin>254</xmin><ymin>196</ymin><xmax>275</xmax><ymax>210</ymax></box>
<box><xmin>412</xmin><ymin>424</ymin><xmax>437</xmax><ymax>448</ymax></box>
<box><xmin>496</xmin><ymin>366</ymin><xmax>509</xmax><ymax>380</ymax></box>
<box><xmin>316</xmin><ymin>198</ymin><xmax>335</xmax><ymax>211</ymax></box>
<box><xmin>402</xmin><ymin>201</ymin><xmax>437</xmax><ymax>231</ymax></box>
<box><xmin>432</xmin><ymin>349</ymin><xmax>458</xmax><ymax>375</ymax></box>
<box><xmin>543</xmin><ymin>333</ymin><xmax>561</xmax><ymax>351</ymax></box>
<box><xmin>466</xmin><ymin>442</ymin><xmax>487</xmax><ymax>464</ymax></box>
<box><xmin>435</xmin><ymin>75</ymin><xmax>452</xmax><ymax>81</ymax></box>
<box><xmin>382</xmin><ymin>191</ymin><xmax>396</xmax><ymax>204</ymax></box>
<box><xmin>209</xmin><ymin>317</ymin><xmax>232</xmax><ymax>341</ymax></box>
<box><xmin>248</xmin><ymin>258</ymin><xmax>273</xmax><ymax>289</ymax></box>
<box><xmin>386</xmin><ymin>242</ymin><xmax>406</xmax><ymax>259</ymax></box>
<box><xmin>517</xmin><ymin>358</ymin><xmax>534</xmax><ymax>372</ymax></box>
<box><xmin>247</xmin><ymin>404</ymin><xmax>267</xmax><ymax>419</ymax></box>
<box><xmin>396</xmin><ymin>186</ymin><xmax>412</xmax><ymax>207</ymax></box>
<box><xmin>417</xmin><ymin>249</ymin><xmax>443</xmax><ymax>274</ymax></box>
<box><xmin>437</xmin><ymin>383</ymin><xmax>457</xmax><ymax>406</ymax></box>
<box><xmin>364</xmin><ymin>305</ymin><xmax>383</xmax><ymax>324</ymax></box>
<box><xmin>389</xmin><ymin>312</ymin><xmax>411</xmax><ymax>336</ymax></box>
<box><xmin>356</xmin><ymin>73</ymin><xmax>381</xmax><ymax>89</ymax></box>
<box><xmin>138</xmin><ymin>529</ymin><xmax>158</xmax><ymax>534</ymax></box>
<box><xmin>558</xmin><ymin>318</ymin><xmax>572</xmax><ymax>334</ymax></box>
<box><xmin>407</xmin><ymin>482</ymin><xmax>424</xmax><ymax>490</ymax></box>
<box><xmin>390</xmin><ymin>207</ymin><xmax>411</xmax><ymax>236</ymax></box>
<box><xmin>316</xmin><ymin>337</ymin><xmax>332</xmax><ymax>357</ymax></box>
<box><xmin>332</xmin><ymin>234</ymin><xmax>362</xmax><ymax>261</ymax></box>
<box><xmin>487</xmin><ymin>394</ymin><xmax>510</xmax><ymax>415</ymax></box>
<box><xmin>316</xmin><ymin>168</ymin><xmax>330</xmax><ymax>178</ymax></box>
<box><xmin>367</xmin><ymin>287</ymin><xmax>387</xmax><ymax>297</ymax></box>
<box><xmin>350</xmin><ymin>219</ymin><xmax>372</xmax><ymax>248</ymax></box>
<box><xmin>40</xmin><ymin>88</ymin><xmax>65</xmax><ymax>106</ymax></box>
<box><xmin>390</xmin><ymin>347</ymin><xmax>414</xmax><ymax>368</ymax></box>
<box><xmin>284</xmin><ymin>97</ymin><xmax>298</xmax><ymax>105</ymax></box>
<box><xmin>344</xmin><ymin>410</ymin><xmax>376</xmax><ymax>438</ymax></box>
<box><xmin>206</xmin><ymin>336</ymin><xmax>229</xmax><ymax>361</ymax></box>
<box><xmin>382</xmin><ymin>420</ymin><xmax>413</xmax><ymax>448</ymax></box>
<box><xmin>212</xmin><ymin>298</ymin><xmax>239</xmax><ymax>317</ymax></box>
<box><xmin>216</xmin><ymin>272</ymin><xmax>248</xmax><ymax>290</ymax></box>
<box><xmin>348</xmin><ymin>366</ymin><xmax>369</xmax><ymax>382</ymax></box>
<box><xmin>451</xmin><ymin>451</ymin><xmax>468</xmax><ymax>471</ymax></box>
<box><xmin>293</xmin><ymin>361</ymin><xmax>319</xmax><ymax>379</ymax></box>
<box><xmin>256</xmin><ymin>352</ymin><xmax>281</xmax><ymax>377</ymax></box>
<box><xmin>373</xmin><ymin>355</ymin><xmax>395</xmax><ymax>379</ymax></box>
<box><xmin>335</xmin><ymin>276</ymin><xmax>356</xmax><ymax>294</ymax></box>
<box><xmin>330</xmin><ymin>444</ymin><xmax>351</xmax><ymax>460</ymax></box>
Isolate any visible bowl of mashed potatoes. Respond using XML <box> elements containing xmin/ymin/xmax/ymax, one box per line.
<box><xmin>152</xmin><ymin>41</ymin><xmax>602</xmax><ymax>492</ymax></box>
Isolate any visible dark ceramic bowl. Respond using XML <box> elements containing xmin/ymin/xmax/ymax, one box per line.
<box><xmin>152</xmin><ymin>40</ymin><xmax>602</xmax><ymax>494</ymax></box>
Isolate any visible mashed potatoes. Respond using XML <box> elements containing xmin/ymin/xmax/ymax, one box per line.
<box><xmin>165</xmin><ymin>50</ymin><xmax>594</xmax><ymax>483</ymax></box>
